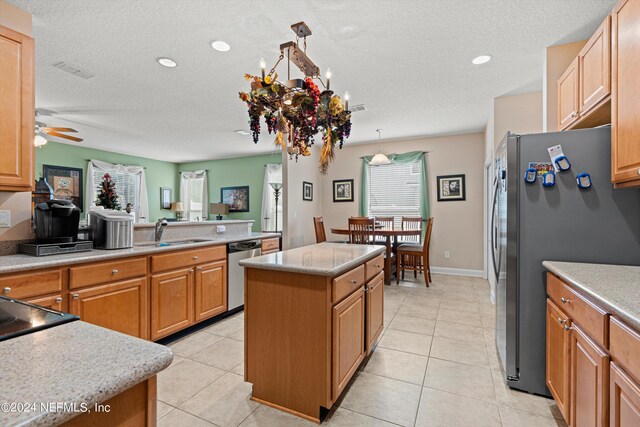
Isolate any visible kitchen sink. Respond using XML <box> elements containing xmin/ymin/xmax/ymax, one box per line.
<box><xmin>134</xmin><ymin>239</ymin><xmax>212</xmax><ymax>247</ymax></box>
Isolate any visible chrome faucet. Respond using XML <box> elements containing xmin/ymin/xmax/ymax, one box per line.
<box><xmin>155</xmin><ymin>218</ymin><xmax>168</xmax><ymax>242</ymax></box>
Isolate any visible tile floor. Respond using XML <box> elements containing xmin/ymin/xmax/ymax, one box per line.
<box><xmin>157</xmin><ymin>274</ymin><xmax>566</xmax><ymax>427</ymax></box>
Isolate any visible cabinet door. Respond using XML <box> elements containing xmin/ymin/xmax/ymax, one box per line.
<box><xmin>151</xmin><ymin>268</ymin><xmax>194</xmax><ymax>340</ymax></box>
<box><xmin>365</xmin><ymin>272</ymin><xmax>384</xmax><ymax>355</ymax></box>
<box><xmin>28</xmin><ymin>294</ymin><xmax>64</xmax><ymax>312</ymax></box>
<box><xmin>546</xmin><ymin>299</ymin><xmax>571</xmax><ymax>423</ymax></box>
<box><xmin>612</xmin><ymin>0</ymin><xmax>640</xmax><ymax>185</ymax></box>
<box><xmin>0</xmin><ymin>25</ymin><xmax>34</xmax><ymax>191</ymax></box>
<box><xmin>195</xmin><ymin>260</ymin><xmax>227</xmax><ymax>322</ymax></box>
<box><xmin>570</xmin><ymin>324</ymin><xmax>610</xmax><ymax>427</ymax></box>
<box><xmin>332</xmin><ymin>287</ymin><xmax>365</xmax><ymax>400</ymax></box>
<box><xmin>558</xmin><ymin>57</ymin><xmax>580</xmax><ymax>130</ymax></box>
<box><xmin>610</xmin><ymin>362</ymin><xmax>640</xmax><ymax>426</ymax></box>
<box><xmin>579</xmin><ymin>16</ymin><xmax>611</xmax><ymax>114</ymax></box>
<box><xmin>69</xmin><ymin>278</ymin><xmax>148</xmax><ymax>339</ymax></box>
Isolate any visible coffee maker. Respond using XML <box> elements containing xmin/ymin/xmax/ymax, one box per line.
<box><xmin>34</xmin><ymin>199</ymin><xmax>80</xmax><ymax>243</ymax></box>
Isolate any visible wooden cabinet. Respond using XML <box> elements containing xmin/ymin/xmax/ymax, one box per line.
<box><xmin>366</xmin><ymin>271</ymin><xmax>384</xmax><ymax>355</ymax></box>
<box><xmin>28</xmin><ymin>294</ymin><xmax>63</xmax><ymax>311</ymax></box>
<box><xmin>546</xmin><ymin>299</ymin><xmax>571</xmax><ymax>423</ymax></box>
<box><xmin>0</xmin><ymin>25</ymin><xmax>34</xmax><ymax>192</ymax></box>
<box><xmin>579</xmin><ymin>16</ymin><xmax>611</xmax><ymax>115</ymax></box>
<box><xmin>195</xmin><ymin>260</ymin><xmax>227</xmax><ymax>322</ymax></box>
<box><xmin>570</xmin><ymin>324</ymin><xmax>610</xmax><ymax>427</ymax></box>
<box><xmin>332</xmin><ymin>287</ymin><xmax>365</xmax><ymax>400</ymax></box>
<box><xmin>69</xmin><ymin>278</ymin><xmax>148</xmax><ymax>339</ymax></box>
<box><xmin>261</xmin><ymin>237</ymin><xmax>280</xmax><ymax>255</ymax></box>
<box><xmin>0</xmin><ymin>268</ymin><xmax>62</xmax><ymax>300</ymax></box>
<box><xmin>151</xmin><ymin>268</ymin><xmax>194</xmax><ymax>340</ymax></box>
<box><xmin>69</xmin><ymin>257</ymin><xmax>146</xmax><ymax>289</ymax></box>
<box><xmin>610</xmin><ymin>362</ymin><xmax>640</xmax><ymax>426</ymax></box>
<box><xmin>558</xmin><ymin>57</ymin><xmax>580</xmax><ymax>130</ymax></box>
<box><xmin>612</xmin><ymin>0</ymin><xmax>640</xmax><ymax>187</ymax></box>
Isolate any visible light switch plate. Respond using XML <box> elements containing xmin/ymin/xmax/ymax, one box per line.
<box><xmin>0</xmin><ymin>210</ymin><xmax>10</xmax><ymax>228</ymax></box>
<box><xmin>217</xmin><ymin>225</ymin><xmax>226</xmax><ymax>233</ymax></box>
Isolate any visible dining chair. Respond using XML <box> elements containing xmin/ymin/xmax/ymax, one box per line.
<box><xmin>373</xmin><ymin>216</ymin><xmax>393</xmax><ymax>244</ymax></box>
<box><xmin>401</xmin><ymin>216</ymin><xmax>423</xmax><ymax>243</ymax></box>
<box><xmin>396</xmin><ymin>217</ymin><xmax>434</xmax><ymax>286</ymax></box>
<box><xmin>348</xmin><ymin>217</ymin><xmax>376</xmax><ymax>244</ymax></box>
<box><xmin>313</xmin><ymin>216</ymin><xmax>327</xmax><ymax>243</ymax></box>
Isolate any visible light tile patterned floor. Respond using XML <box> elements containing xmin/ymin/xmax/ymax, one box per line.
<box><xmin>157</xmin><ymin>274</ymin><xmax>566</xmax><ymax>427</ymax></box>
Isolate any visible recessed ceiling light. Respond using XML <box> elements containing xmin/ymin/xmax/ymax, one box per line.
<box><xmin>210</xmin><ymin>40</ymin><xmax>231</xmax><ymax>52</ymax></box>
<box><xmin>472</xmin><ymin>55</ymin><xmax>492</xmax><ymax>65</ymax></box>
<box><xmin>235</xmin><ymin>130</ymin><xmax>250</xmax><ymax>136</ymax></box>
<box><xmin>156</xmin><ymin>57</ymin><xmax>177</xmax><ymax>68</ymax></box>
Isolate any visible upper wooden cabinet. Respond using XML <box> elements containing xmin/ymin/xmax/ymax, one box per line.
<box><xmin>0</xmin><ymin>25</ymin><xmax>34</xmax><ymax>192</ymax></box>
<box><xmin>612</xmin><ymin>0</ymin><xmax>640</xmax><ymax>187</ymax></box>
<box><xmin>558</xmin><ymin>57</ymin><xmax>581</xmax><ymax>130</ymax></box>
<box><xmin>579</xmin><ymin>16</ymin><xmax>611</xmax><ymax>114</ymax></box>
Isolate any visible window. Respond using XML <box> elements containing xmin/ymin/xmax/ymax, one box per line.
<box><xmin>367</xmin><ymin>160</ymin><xmax>422</xmax><ymax>229</ymax></box>
<box><xmin>180</xmin><ymin>171</ymin><xmax>208</xmax><ymax>221</ymax></box>
<box><xmin>262</xmin><ymin>164</ymin><xmax>283</xmax><ymax>232</ymax></box>
<box><xmin>92</xmin><ymin>170</ymin><xmax>140</xmax><ymax>211</ymax></box>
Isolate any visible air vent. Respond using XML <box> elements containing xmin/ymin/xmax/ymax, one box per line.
<box><xmin>350</xmin><ymin>104</ymin><xmax>366</xmax><ymax>112</ymax></box>
<box><xmin>52</xmin><ymin>61</ymin><xmax>95</xmax><ymax>79</ymax></box>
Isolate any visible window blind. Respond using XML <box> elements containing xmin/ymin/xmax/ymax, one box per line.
<box><xmin>367</xmin><ymin>160</ymin><xmax>422</xmax><ymax>229</ymax></box>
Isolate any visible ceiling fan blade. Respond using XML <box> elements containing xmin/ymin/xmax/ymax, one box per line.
<box><xmin>45</xmin><ymin>131</ymin><xmax>83</xmax><ymax>142</ymax></box>
<box><xmin>42</xmin><ymin>127</ymin><xmax>78</xmax><ymax>132</ymax></box>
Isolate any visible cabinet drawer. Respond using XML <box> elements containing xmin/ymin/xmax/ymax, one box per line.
<box><xmin>610</xmin><ymin>317</ymin><xmax>640</xmax><ymax>384</ymax></box>
<box><xmin>70</xmin><ymin>257</ymin><xmax>147</xmax><ymax>289</ymax></box>
<box><xmin>151</xmin><ymin>245</ymin><xmax>226</xmax><ymax>273</ymax></box>
<box><xmin>28</xmin><ymin>294</ymin><xmax>64</xmax><ymax>312</ymax></box>
<box><xmin>0</xmin><ymin>269</ymin><xmax>62</xmax><ymax>300</ymax></box>
<box><xmin>547</xmin><ymin>273</ymin><xmax>608</xmax><ymax>348</ymax></box>
<box><xmin>261</xmin><ymin>238</ymin><xmax>279</xmax><ymax>253</ymax></box>
<box><xmin>365</xmin><ymin>254</ymin><xmax>384</xmax><ymax>282</ymax></box>
<box><xmin>332</xmin><ymin>265</ymin><xmax>365</xmax><ymax>304</ymax></box>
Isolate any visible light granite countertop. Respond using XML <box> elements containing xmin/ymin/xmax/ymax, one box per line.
<box><xmin>239</xmin><ymin>242</ymin><xmax>385</xmax><ymax>276</ymax></box>
<box><xmin>133</xmin><ymin>219</ymin><xmax>255</xmax><ymax>228</ymax></box>
<box><xmin>543</xmin><ymin>261</ymin><xmax>640</xmax><ymax>331</ymax></box>
<box><xmin>0</xmin><ymin>321</ymin><xmax>173</xmax><ymax>427</ymax></box>
<box><xmin>0</xmin><ymin>232</ymin><xmax>279</xmax><ymax>275</ymax></box>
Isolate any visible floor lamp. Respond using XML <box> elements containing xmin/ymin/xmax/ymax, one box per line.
<box><xmin>270</xmin><ymin>182</ymin><xmax>283</xmax><ymax>233</ymax></box>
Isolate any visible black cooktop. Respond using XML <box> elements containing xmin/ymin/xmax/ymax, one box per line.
<box><xmin>0</xmin><ymin>296</ymin><xmax>78</xmax><ymax>342</ymax></box>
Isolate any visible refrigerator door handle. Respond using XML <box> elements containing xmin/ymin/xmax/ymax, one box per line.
<box><xmin>490</xmin><ymin>181</ymin><xmax>501</xmax><ymax>281</ymax></box>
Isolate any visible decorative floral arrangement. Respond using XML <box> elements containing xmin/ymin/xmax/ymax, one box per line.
<box><xmin>239</xmin><ymin>74</ymin><xmax>352</xmax><ymax>174</ymax></box>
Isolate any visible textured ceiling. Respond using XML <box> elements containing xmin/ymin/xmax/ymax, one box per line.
<box><xmin>11</xmin><ymin>0</ymin><xmax>615</xmax><ymax>162</ymax></box>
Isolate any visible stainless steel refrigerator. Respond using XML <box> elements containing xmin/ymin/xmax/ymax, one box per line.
<box><xmin>491</xmin><ymin>126</ymin><xmax>640</xmax><ymax>397</ymax></box>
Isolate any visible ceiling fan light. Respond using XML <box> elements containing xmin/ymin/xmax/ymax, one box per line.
<box><xmin>370</xmin><ymin>153</ymin><xmax>391</xmax><ymax>166</ymax></box>
<box><xmin>34</xmin><ymin>134</ymin><xmax>48</xmax><ymax>147</ymax></box>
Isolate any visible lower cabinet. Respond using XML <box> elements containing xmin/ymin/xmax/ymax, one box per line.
<box><xmin>195</xmin><ymin>260</ymin><xmax>227</xmax><ymax>321</ymax></box>
<box><xmin>332</xmin><ymin>287</ymin><xmax>365</xmax><ymax>400</ymax></box>
<box><xmin>570</xmin><ymin>324</ymin><xmax>609</xmax><ymax>427</ymax></box>
<box><xmin>28</xmin><ymin>294</ymin><xmax>63</xmax><ymax>311</ymax></box>
<box><xmin>151</xmin><ymin>268</ymin><xmax>194</xmax><ymax>340</ymax></box>
<box><xmin>610</xmin><ymin>362</ymin><xmax>640</xmax><ymax>426</ymax></box>
<box><xmin>546</xmin><ymin>299</ymin><xmax>571</xmax><ymax>423</ymax></box>
<box><xmin>366</xmin><ymin>271</ymin><xmax>384</xmax><ymax>355</ymax></box>
<box><xmin>69</xmin><ymin>278</ymin><xmax>148</xmax><ymax>339</ymax></box>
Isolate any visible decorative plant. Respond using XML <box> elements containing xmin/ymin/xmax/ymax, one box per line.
<box><xmin>95</xmin><ymin>173</ymin><xmax>121</xmax><ymax>210</ymax></box>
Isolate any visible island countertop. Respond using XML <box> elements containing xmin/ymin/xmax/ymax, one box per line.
<box><xmin>543</xmin><ymin>261</ymin><xmax>640</xmax><ymax>331</ymax></box>
<box><xmin>239</xmin><ymin>242</ymin><xmax>385</xmax><ymax>276</ymax></box>
<box><xmin>0</xmin><ymin>321</ymin><xmax>173</xmax><ymax>427</ymax></box>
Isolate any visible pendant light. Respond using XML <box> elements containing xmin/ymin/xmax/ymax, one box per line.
<box><xmin>370</xmin><ymin>129</ymin><xmax>391</xmax><ymax>166</ymax></box>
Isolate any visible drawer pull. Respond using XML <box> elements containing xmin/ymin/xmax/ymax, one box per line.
<box><xmin>560</xmin><ymin>297</ymin><xmax>571</xmax><ymax>304</ymax></box>
<box><xmin>375</xmin><ymin>264</ymin><xmax>381</xmax><ymax>268</ymax></box>
<box><xmin>350</xmin><ymin>279</ymin><xmax>357</xmax><ymax>284</ymax></box>
<box><xmin>193</xmin><ymin>256</ymin><xmax>199</xmax><ymax>260</ymax></box>
<box><xmin>558</xmin><ymin>318</ymin><xmax>566</xmax><ymax>325</ymax></box>
<box><xmin>73</xmin><ymin>293</ymin><xmax>79</xmax><ymax>300</ymax></box>
<box><xmin>55</xmin><ymin>297</ymin><xmax>62</xmax><ymax>303</ymax></box>
<box><xmin>112</xmin><ymin>269</ymin><xmax>118</xmax><ymax>274</ymax></box>
<box><xmin>3</xmin><ymin>287</ymin><xmax>10</xmax><ymax>294</ymax></box>
<box><xmin>563</xmin><ymin>325</ymin><xmax>574</xmax><ymax>332</ymax></box>
<box><xmin>197</xmin><ymin>266</ymin><xmax>203</xmax><ymax>271</ymax></box>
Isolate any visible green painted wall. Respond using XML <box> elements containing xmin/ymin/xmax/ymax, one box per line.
<box><xmin>178</xmin><ymin>153</ymin><xmax>282</xmax><ymax>231</ymax></box>
<box><xmin>35</xmin><ymin>142</ymin><xmax>179</xmax><ymax>221</ymax></box>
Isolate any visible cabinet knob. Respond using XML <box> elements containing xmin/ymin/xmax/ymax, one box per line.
<box><xmin>73</xmin><ymin>293</ymin><xmax>79</xmax><ymax>300</ymax></box>
<box><xmin>375</xmin><ymin>264</ymin><xmax>381</xmax><ymax>268</ymax></box>
<box><xmin>557</xmin><ymin>318</ymin><xmax>566</xmax><ymax>325</ymax></box>
<box><xmin>563</xmin><ymin>325</ymin><xmax>574</xmax><ymax>332</ymax></box>
<box><xmin>350</xmin><ymin>279</ymin><xmax>357</xmax><ymax>284</ymax></box>
<box><xmin>196</xmin><ymin>266</ymin><xmax>203</xmax><ymax>271</ymax></box>
<box><xmin>637</xmin><ymin>168</ymin><xmax>640</xmax><ymax>176</ymax></box>
<box><xmin>2</xmin><ymin>287</ymin><xmax>10</xmax><ymax>294</ymax></box>
<box><xmin>112</xmin><ymin>269</ymin><xmax>118</xmax><ymax>274</ymax></box>
<box><xmin>55</xmin><ymin>297</ymin><xmax>62</xmax><ymax>303</ymax></box>
<box><xmin>560</xmin><ymin>297</ymin><xmax>570</xmax><ymax>304</ymax></box>
<box><xmin>192</xmin><ymin>256</ymin><xmax>199</xmax><ymax>260</ymax></box>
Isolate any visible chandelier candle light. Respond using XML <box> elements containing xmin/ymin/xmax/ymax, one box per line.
<box><xmin>239</xmin><ymin>22</ymin><xmax>352</xmax><ymax>174</ymax></box>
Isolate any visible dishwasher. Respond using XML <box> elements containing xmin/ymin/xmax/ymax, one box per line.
<box><xmin>227</xmin><ymin>240</ymin><xmax>262</xmax><ymax>311</ymax></box>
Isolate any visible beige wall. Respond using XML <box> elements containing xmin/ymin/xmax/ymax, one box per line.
<box><xmin>317</xmin><ymin>133</ymin><xmax>485</xmax><ymax>273</ymax></box>
<box><xmin>494</xmin><ymin>91</ymin><xmax>544</xmax><ymax>150</ymax></box>
<box><xmin>0</xmin><ymin>0</ymin><xmax>32</xmax><ymax>243</ymax></box>
<box><xmin>283</xmin><ymin>146</ymin><xmax>324</xmax><ymax>249</ymax></box>
<box><xmin>543</xmin><ymin>41</ymin><xmax>587</xmax><ymax>132</ymax></box>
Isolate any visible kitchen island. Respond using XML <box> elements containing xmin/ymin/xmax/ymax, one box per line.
<box><xmin>240</xmin><ymin>242</ymin><xmax>385</xmax><ymax>423</ymax></box>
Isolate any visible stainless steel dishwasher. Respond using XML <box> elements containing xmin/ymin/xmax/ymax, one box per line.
<box><xmin>227</xmin><ymin>240</ymin><xmax>262</xmax><ymax>310</ymax></box>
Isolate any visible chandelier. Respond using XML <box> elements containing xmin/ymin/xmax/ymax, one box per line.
<box><xmin>239</xmin><ymin>22</ymin><xmax>352</xmax><ymax>174</ymax></box>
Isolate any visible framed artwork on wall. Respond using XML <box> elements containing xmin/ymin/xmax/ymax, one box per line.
<box><xmin>221</xmin><ymin>186</ymin><xmax>250</xmax><ymax>212</ymax></box>
<box><xmin>43</xmin><ymin>165</ymin><xmax>84</xmax><ymax>211</ymax></box>
<box><xmin>333</xmin><ymin>179</ymin><xmax>354</xmax><ymax>202</ymax></box>
<box><xmin>160</xmin><ymin>187</ymin><xmax>172</xmax><ymax>209</ymax></box>
<box><xmin>303</xmin><ymin>181</ymin><xmax>313</xmax><ymax>201</ymax></box>
<box><xmin>436</xmin><ymin>174</ymin><xmax>466</xmax><ymax>201</ymax></box>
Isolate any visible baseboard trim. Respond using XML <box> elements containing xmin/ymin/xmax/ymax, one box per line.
<box><xmin>430</xmin><ymin>267</ymin><xmax>485</xmax><ymax>277</ymax></box>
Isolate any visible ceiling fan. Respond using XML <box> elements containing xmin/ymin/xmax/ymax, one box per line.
<box><xmin>34</xmin><ymin>112</ymin><xmax>83</xmax><ymax>147</ymax></box>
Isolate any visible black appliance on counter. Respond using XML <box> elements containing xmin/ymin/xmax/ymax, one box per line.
<box><xmin>0</xmin><ymin>296</ymin><xmax>78</xmax><ymax>342</ymax></box>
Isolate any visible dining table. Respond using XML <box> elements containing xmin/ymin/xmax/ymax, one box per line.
<box><xmin>330</xmin><ymin>227</ymin><xmax>422</xmax><ymax>285</ymax></box>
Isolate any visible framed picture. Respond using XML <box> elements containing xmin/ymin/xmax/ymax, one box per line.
<box><xmin>303</xmin><ymin>181</ymin><xmax>313</xmax><ymax>201</ymax></box>
<box><xmin>437</xmin><ymin>174</ymin><xmax>466</xmax><ymax>201</ymax></box>
<box><xmin>333</xmin><ymin>179</ymin><xmax>354</xmax><ymax>202</ymax></box>
<box><xmin>43</xmin><ymin>165</ymin><xmax>83</xmax><ymax>211</ymax></box>
<box><xmin>221</xmin><ymin>186</ymin><xmax>250</xmax><ymax>212</ymax></box>
<box><xmin>160</xmin><ymin>187</ymin><xmax>172</xmax><ymax>209</ymax></box>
